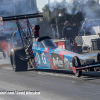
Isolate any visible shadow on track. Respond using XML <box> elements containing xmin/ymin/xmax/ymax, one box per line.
<box><xmin>81</xmin><ymin>72</ymin><xmax>100</xmax><ymax>80</ymax></box>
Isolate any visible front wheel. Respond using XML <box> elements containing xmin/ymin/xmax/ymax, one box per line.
<box><xmin>75</xmin><ymin>70</ymin><xmax>82</xmax><ymax>77</ymax></box>
<box><xmin>72</xmin><ymin>56</ymin><xmax>82</xmax><ymax>77</ymax></box>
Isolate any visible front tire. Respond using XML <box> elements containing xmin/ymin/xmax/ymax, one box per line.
<box><xmin>72</xmin><ymin>56</ymin><xmax>82</xmax><ymax>77</ymax></box>
<box><xmin>75</xmin><ymin>70</ymin><xmax>82</xmax><ymax>77</ymax></box>
<box><xmin>10</xmin><ymin>47</ymin><xmax>28</xmax><ymax>71</ymax></box>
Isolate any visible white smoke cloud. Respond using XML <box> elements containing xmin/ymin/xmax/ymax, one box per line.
<box><xmin>49</xmin><ymin>0</ymin><xmax>99</xmax><ymax>19</ymax></box>
<box><xmin>49</xmin><ymin>0</ymin><xmax>79</xmax><ymax>15</ymax></box>
<box><xmin>49</xmin><ymin>1</ymin><xmax>60</xmax><ymax>12</ymax></box>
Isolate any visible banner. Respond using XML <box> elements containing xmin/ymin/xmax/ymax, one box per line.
<box><xmin>3</xmin><ymin>19</ymin><xmax>27</xmax><ymax>31</ymax></box>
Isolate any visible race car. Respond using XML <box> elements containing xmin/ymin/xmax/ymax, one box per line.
<box><xmin>10</xmin><ymin>35</ymin><xmax>100</xmax><ymax>77</ymax></box>
<box><xmin>32</xmin><ymin>36</ymin><xmax>100</xmax><ymax>77</ymax></box>
<box><xmin>1</xmin><ymin>13</ymin><xmax>100</xmax><ymax>77</ymax></box>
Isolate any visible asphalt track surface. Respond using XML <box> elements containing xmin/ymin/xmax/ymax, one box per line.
<box><xmin>0</xmin><ymin>52</ymin><xmax>100</xmax><ymax>100</ymax></box>
<box><xmin>0</xmin><ymin>64</ymin><xmax>100</xmax><ymax>100</ymax></box>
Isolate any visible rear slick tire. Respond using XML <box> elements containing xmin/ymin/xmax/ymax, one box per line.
<box><xmin>10</xmin><ymin>47</ymin><xmax>27</xmax><ymax>72</ymax></box>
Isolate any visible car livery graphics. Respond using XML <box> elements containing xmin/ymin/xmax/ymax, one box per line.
<box><xmin>32</xmin><ymin>36</ymin><xmax>100</xmax><ymax>77</ymax></box>
<box><xmin>33</xmin><ymin>42</ymin><xmax>96</xmax><ymax>69</ymax></box>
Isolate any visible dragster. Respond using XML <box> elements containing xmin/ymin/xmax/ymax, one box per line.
<box><xmin>0</xmin><ymin>13</ymin><xmax>100</xmax><ymax>77</ymax></box>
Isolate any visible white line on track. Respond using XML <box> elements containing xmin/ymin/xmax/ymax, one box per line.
<box><xmin>38</xmin><ymin>72</ymin><xmax>77</xmax><ymax>78</ymax></box>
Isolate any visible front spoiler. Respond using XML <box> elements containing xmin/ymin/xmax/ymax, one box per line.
<box><xmin>73</xmin><ymin>62</ymin><xmax>100</xmax><ymax>73</ymax></box>
<box><xmin>75</xmin><ymin>62</ymin><xmax>100</xmax><ymax>70</ymax></box>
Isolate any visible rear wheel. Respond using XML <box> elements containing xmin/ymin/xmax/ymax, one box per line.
<box><xmin>10</xmin><ymin>47</ymin><xmax>28</xmax><ymax>71</ymax></box>
<box><xmin>72</xmin><ymin>56</ymin><xmax>82</xmax><ymax>77</ymax></box>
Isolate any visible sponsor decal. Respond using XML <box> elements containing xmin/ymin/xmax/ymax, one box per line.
<box><xmin>52</xmin><ymin>57</ymin><xmax>69</xmax><ymax>68</ymax></box>
<box><xmin>51</xmin><ymin>53</ymin><xmax>64</xmax><ymax>69</ymax></box>
<box><xmin>36</xmin><ymin>52</ymin><xmax>47</xmax><ymax>65</ymax></box>
<box><xmin>41</xmin><ymin>52</ymin><xmax>47</xmax><ymax>64</ymax></box>
<box><xmin>70</xmin><ymin>62</ymin><xmax>72</xmax><ymax>67</ymax></box>
<box><xmin>53</xmin><ymin>57</ymin><xmax>63</xmax><ymax>67</ymax></box>
<box><xmin>64</xmin><ymin>57</ymin><xmax>69</xmax><ymax>68</ymax></box>
<box><xmin>36</xmin><ymin>53</ymin><xmax>41</xmax><ymax>64</ymax></box>
<box><xmin>51</xmin><ymin>53</ymin><xmax>70</xmax><ymax>69</ymax></box>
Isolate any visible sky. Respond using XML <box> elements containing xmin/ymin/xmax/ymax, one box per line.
<box><xmin>36</xmin><ymin>0</ymin><xmax>66</xmax><ymax>12</ymax></box>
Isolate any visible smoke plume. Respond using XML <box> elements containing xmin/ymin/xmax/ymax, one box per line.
<box><xmin>49</xmin><ymin>0</ymin><xmax>99</xmax><ymax>19</ymax></box>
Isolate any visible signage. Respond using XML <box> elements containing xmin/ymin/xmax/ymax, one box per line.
<box><xmin>3</xmin><ymin>19</ymin><xmax>27</xmax><ymax>31</ymax></box>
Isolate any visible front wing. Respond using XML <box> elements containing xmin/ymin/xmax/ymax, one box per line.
<box><xmin>72</xmin><ymin>62</ymin><xmax>100</xmax><ymax>73</ymax></box>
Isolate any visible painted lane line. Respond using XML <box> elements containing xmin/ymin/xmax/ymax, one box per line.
<box><xmin>38</xmin><ymin>72</ymin><xmax>77</xmax><ymax>78</ymax></box>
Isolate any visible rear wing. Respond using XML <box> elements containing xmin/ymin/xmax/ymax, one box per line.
<box><xmin>0</xmin><ymin>13</ymin><xmax>43</xmax><ymax>47</ymax></box>
<box><xmin>0</xmin><ymin>13</ymin><xmax>43</xmax><ymax>25</ymax></box>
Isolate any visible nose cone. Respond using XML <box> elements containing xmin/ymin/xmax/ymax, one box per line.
<box><xmin>80</xmin><ymin>58</ymin><xmax>95</xmax><ymax>65</ymax></box>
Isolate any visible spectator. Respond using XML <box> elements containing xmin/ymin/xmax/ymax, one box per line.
<box><xmin>81</xmin><ymin>18</ymin><xmax>92</xmax><ymax>35</ymax></box>
<box><xmin>72</xmin><ymin>23</ymin><xmax>79</xmax><ymax>38</ymax></box>
<box><xmin>62</xmin><ymin>21</ymin><xmax>74</xmax><ymax>43</ymax></box>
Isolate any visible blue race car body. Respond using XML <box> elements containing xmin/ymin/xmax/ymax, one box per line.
<box><xmin>32</xmin><ymin>36</ymin><xmax>100</xmax><ymax>75</ymax></box>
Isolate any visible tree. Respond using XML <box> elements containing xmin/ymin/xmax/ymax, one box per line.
<box><xmin>37</xmin><ymin>0</ymin><xmax>100</xmax><ymax>38</ymax></box>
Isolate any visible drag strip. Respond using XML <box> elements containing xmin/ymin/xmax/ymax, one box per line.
<box><xmin>1</xmin><ymin>65</ymin><xmax>100</xmax><ymax>81</ymax></box>
<box><xmin>0</xmin><ymin>65</ymin><xmax>100</xmax><ymax>100</ymax></box>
